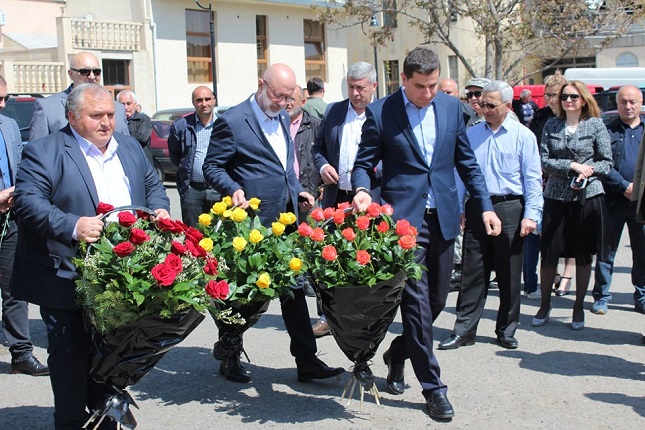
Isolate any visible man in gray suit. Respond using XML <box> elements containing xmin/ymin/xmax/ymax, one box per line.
<box><xmin>0</xmin><ymin>75</ymin><xmax>49</xmax><ymax>377</ymax></box>
<box><xmin>28</xmin><ymin>51</ymin><xmax>129</xmax><ymax>141</ymax></box>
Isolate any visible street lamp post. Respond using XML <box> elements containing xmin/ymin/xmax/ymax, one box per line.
<box><xmin>195</xmin><ymin>0</ymin><xmax>218</xmax><ymax>104</ymax></box>
<box><xmin>370</xmin><ymin>15</ymin><xmax>380</xmax><ymax>99</ymax></box>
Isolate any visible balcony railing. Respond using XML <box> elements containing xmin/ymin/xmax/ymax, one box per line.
<box><xmin>1</xmin><ymin>61</ymin><xmax>65</xmax><ymax>94</ymax></box>
<box><xmin>70</xmin><ymin>18</ymin><xmax>143</xmax><ymax>51</ymax></box>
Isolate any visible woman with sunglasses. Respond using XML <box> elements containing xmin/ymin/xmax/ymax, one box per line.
<box><xmin>532</xmin><ymin>80</ymin><xmax>613</xmax><ymax>330</ymax></box>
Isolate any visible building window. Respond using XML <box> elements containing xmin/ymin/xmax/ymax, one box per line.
<box><xmin>102</xmin><ymin>59</ymin><xmax>130</xmax><ymax>99</ymax></box>
<box><xmin>383</xmin><ymin>1</ymin><xmax>398</xmax><ymax>28</ymax></box>
<box><xmin>257</xmin><ymin>15</ymin><xmax>268</xmax><ymax>78</ymax></box>
<box><xmin>448</xmin><ymin>56</ymin><xmax>458</xmax><ymax>81</ymax></box>
<box><xmin>304</xmin><ymin>19</ymin><xmax>326</xmax><ymax>82</ymax></box>
<box><xmin>384</xmin><ymin>60</ymin><xmax>399</xmax><ymax>96</ymax></box>
<box><xmin>186</xmin><ymin>9</ymin><xmax>213</xmax><ymax>83</ymax></box>
<box><xmin>616</xmin><ymin>52</ymin><xmax>639</xmax><ymax>67</ymax></box>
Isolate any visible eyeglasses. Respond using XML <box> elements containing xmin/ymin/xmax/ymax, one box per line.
<box><xmin>194</xmin><ymin>97</ymin><xmax>214</xmax><ymax>103</ymax></box>
<box><xmin>0</xmin><ymin>95</ymin><xmax>9</xmax><ymax>103</ymax></box>
<box><xmin>71</xmin><ymin>68</ymin><xmax>102</xmax><ymax>77</ymax></box>
<box><xmin>560</xmin><ymin>93</ymin><xmax>581</xmax><ymax>101</ymax></box>
<box><xmin>544</xmin><ymin>93</ymin><xmax>559</xmax><ymax>100</ymax></box>
<box><xmin>262</xmin><ymin>79</ymin><xmax>295</xmax><ymax>103</ymax></box>
<box><xmin>480</xmin><ymin>102</ymin><xmax>501</xmax><ymax>110</ymax></box>
<box><xmin>466</xmin><ymin>91</ymin><xmax>483</xmax><ymax>99</ymax></box>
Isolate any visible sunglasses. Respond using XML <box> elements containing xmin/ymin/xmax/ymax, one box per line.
<box><xmin>0</xmin><ymin>95</ymin><xmax>9</xmax><ymax>103</ymax></box>
<box><xmin>560</xmin><ymin>93</ymin><xmax>581</xmax><ymax>101</ymax></box>
<box><xmin>71</xmin><ymin>68</ymin><xmax>102</xmax><ymax>77</ymax></box>
<box><xmin>466</xmin><ymin>91</ymin><xmax>483</xmax><ymax>99</ymax></box>
<box><xmin>480</xmin><ymin>102</ymin><xmax>501</xmax><ymax>110</ymax></box>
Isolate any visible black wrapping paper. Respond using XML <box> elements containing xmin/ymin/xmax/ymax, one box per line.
<box><xmin>210</xmin><ymin>299</ymin><xmax>270</xmax><ymax>360</ymax></box>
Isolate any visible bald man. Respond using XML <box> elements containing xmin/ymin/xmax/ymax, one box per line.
<box><xmin>203</xmin><ymin>63</ymin><xmax>344</xmax><ymax>384</ymax></box>
<box><xmin>29</xmin><ymin>51</ymin><xmax>129</xmax><ymax>141</ymax></box>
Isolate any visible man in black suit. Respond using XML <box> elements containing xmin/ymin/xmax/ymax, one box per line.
<box><xmin>203</xmin><ymin>63</ymin><xmax>344</xmax><ymax>384</ymax></box>
<box><xmin>352</xmin><ymin>47</ymin><xmax>500</xmax><ymax>420</ymax></box>
<box><xmin>13</xmin><ymin>83</ymin><xmax>170</xmax><ymax>429</ymax></box>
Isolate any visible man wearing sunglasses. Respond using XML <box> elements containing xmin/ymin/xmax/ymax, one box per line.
<box><xmin>465</xmin><ymin>78</ymin><xmax>491</xmax><ymax>127</ymax></box>
<box><xmin>28</xmin><ymin>51</ymin><xmax>129</xmax><ymax>141</ymax></box>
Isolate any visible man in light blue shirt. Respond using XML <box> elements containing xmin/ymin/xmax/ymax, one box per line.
<box><xmin>439</xmin><ymin>80</ymin><xmax>543</xmax><ymax>351</ymax></box>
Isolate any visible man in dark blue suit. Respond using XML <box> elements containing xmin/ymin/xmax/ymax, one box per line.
<box><xmin>352</xmin><ymin>47</ymin><xmax>501</xmax><ymax>420</ymax></box>
<box><xmin>13</xmin><ymin>83</ymin><xmax>170</xmax><ymax>429</ymax></box>
<box><xmin>203</xmin><ymin>63</ymin><xmax>344</xmax><ymax>384</ymax></box>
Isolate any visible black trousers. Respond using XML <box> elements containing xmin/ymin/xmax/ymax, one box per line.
<box><xmin>453</xmin><ymin>198</ymin><xmax>525</xmax><ymax>339</ymax></box>
<box><xmin>388</xmin><ymin>211</ymin><xmax>453</xmax><ymax>397</ymax></box>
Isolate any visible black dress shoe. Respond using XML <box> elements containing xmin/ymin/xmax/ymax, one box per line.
<box><xmin>297</xmin><ymin>356</ymin><xmax>344</xmax><ymax>382</ymax></box>
<box><xmin>437</xmin><ymin>334</ymin><xmax>475</xmax><ymax>350</ymax></box>
<box><xmin>11</xmin><ymin>356</ymin><xmax>49</xmax><ymax>376</ymax></box>
<box><xmin>426</xmin><ymin>391</ymin><xmax>455</xmax><ymax>420</ymax></box>
<box><xmin>496</xmin><ymin>335</ymin><xmax>518</xmax><ymax>350</ymax></box>
<box><xmin>382</xmin><ymin>349</ymin><xmax>405</xmax><ymax>395</ymax></box>
<box><xmin>219</xmin><ymin>355</ymin><xmax>251</xmax><ymax>383</ymax></box>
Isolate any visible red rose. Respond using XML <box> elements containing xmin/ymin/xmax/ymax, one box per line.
<box><xmin>377</xmin><ymin>220</ymin><xmax>389</xmax><ymax>233</ymax></box>
<box><xmin>310</xmin><ymin>208</ymin><xmax>325</xmax><ymax>222</ymax></box>
<box><xmin>117</xmin><ymin>211</ymin><xmax>137</xmax><ymax>227</ymax></box>
<box><xmin>323</xmin><ymin>207</ymin><xmax>335</xmax><ymax>219</ymax></box>
<box><xmin>136</xmin><ymin>210</ymin><xmax>150</xmax><ymax>220</ymax></box>
<box><xmin>395</xmin><ymin>219</ymin><xmax>411</xmax><ymax>236</ymax></box>
<box><xmin>129</xmin><ymin>228</ymin><xmax>150</xmax><ymax>245</ymax></box>
<box><xmin>333</xmin><ymin>209</ymin><xmax>345</xmax><ymax>224</ymax></box>
<box><xmin>203</xmin><ymin>257</ymin><xmax>219</xmax><ymax>275</ymax></box>
<box><xmin>322</xmin><ymin>245</ymin><xmax>338</xmax><ymax>261</ymax></box>
<box><xmin>185</xmin><ymin>226</ymin><xmax>203</xmax><ymax>243</ymax></box>
<box><xmin>311</xmin><ymin>228</ymin><xmax>325</xmax><ymax>242</ymax></box>
<box><xmin>356</xmin><ymin>216</ymin><xmax>371</xmax><ymax>231</ymax></box>
<box><xmin>398</xmin><ymin>235</ymin><xmax>417</xmax><ymax>250</ymax></box>
<box><xmin>171</xmin><ymin>241</ymin><xmax>187</xmax><ymax>255</ymax></box>
<box><xmin>156</xmin><ymin>218</ymin><xmax>184</xmax><ymax>234</ymax></box>
<box><xmin>342</xmin><ymin>228</ymin><xmax>356</xmax><ymax>242</ymax></box>
<box><xmin>205</xmin><ymin>279</ymin><xmax>229</xmax><ymax>300</ymax></box>
<box><xmin>96</xmin><ymin>202</ymin><xmax>115</xmax><ymax>215</ymax></box>
<box><xmin>113</xmin><ymin>241</ymin><xmax>135</xmax><ymax>257</ymax></box>
<box><xmin>337</xmin><ymin>202</ymin><xmax>351</xmax><ymax>211</ymax></box>
<box><xmin>164</xmin><ymin>253</ymin><xmax>183</xmax><ymax>273</ymax></box>
<box><xmin>185</xmin><ymin>239</ymin><xmax>207</xmax><ymax>258</ymax></box>
<box><xmin>151</xmin><ymin>262</ymin><xmax>178</xmax><ymax>287</ymax></box>
<box><xmin>367</xmin><ymin>203</ymin><xmax>381</xmax><ymax>217</ymax></box>
<box><xmin>298</xmin><ymin>222</ymin><xmax>313</xmax><ymax>237</ymax></box>
<box><xmin>356</xmin><ymin>250</ymin><xmax>371</xmax><ymax>265</ymax></box>
<box><xmin>381</xmin><ymin>204</ymin><xmax>394</xmax><ymax>216</ymax></box>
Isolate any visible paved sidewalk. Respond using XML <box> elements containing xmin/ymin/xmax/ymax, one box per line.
<box><xmin>1</xmin><ymin>185</ymin><xmax>643</xmax><ymax>429</ymax></box>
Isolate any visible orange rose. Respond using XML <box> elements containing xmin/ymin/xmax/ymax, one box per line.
<box><xmin>322</xmin><ymin>245</ymin><xmax>338</xmax><ymax>261</ymax></box>
<box><xmin>367</xmin><ymin>203</ymin><xmax>381</xmax><ymax>217</ymax></box>
<box><xmin>356</xmin><ymin>250</ymin><xmax>371</xmax><ymax>265</ymax></box>
<box><xmin>356</xmin><ymin>216</ymin><xmax>370</xmax><ymax>231</ymax></box>
<box><xmin>395</xmin><ymin>219</ymin><xmax>411</xmax><ymax>236</ymax></box>
<box><xmin>323</xmin><ymin>207</ymin><xmax>335</xmax><ymax>219</ymax></box>
<box><xmin>310</xmin><ymin>207</ymin><xmax>325</xmax><ymax>222</ymax></box>
<box><xmin>311</xmin><ymin>228</ymin><xmax>325</xmax><ymax>242</ymax></box>
<box><xmin>398</xmin><ymin>235</ymin><xmax>417</xmax><ymax>250</ymax></box>
<box><xmin>298</xmin><ymin>222</ymin><xmax>313</xmax><ymax>237</ymax></box>
<box><xmin>342</xmin><ymin>228</ymin><xmax>356</xmax><ymax>242</ymax></box>
<box><xmin>381</xmin><ymin>204</ymin><xmax>394</xmax><ymax>216</ymax></box>
<box><xmin>377</xmin><ymin>221</ymin><xmax>389</xmax><ymax>233</ymax></box>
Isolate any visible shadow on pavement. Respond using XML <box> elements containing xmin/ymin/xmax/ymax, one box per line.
<box><xmin>585</xmin><ymin>392</ymin><xmax>645</xmax><ymax>418</ymax></box>
<box><xmin>0</xmin><ymin>406</ymin><xmax>52</xmax><ymax>430</ymax></box>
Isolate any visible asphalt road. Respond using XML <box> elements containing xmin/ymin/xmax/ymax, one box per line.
<box><xmin>1</xmin><ymin>183</ymin><xmax>644</xmax><ymax>429</ymax></box>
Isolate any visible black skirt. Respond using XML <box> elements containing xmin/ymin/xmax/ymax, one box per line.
<box><xmin>540</xmin><ymin>195</ymin><xmax>614</xmax><ymax>266</ymax></box>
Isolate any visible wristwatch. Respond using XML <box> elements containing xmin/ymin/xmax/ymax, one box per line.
<box><xmin>355</xmin><ymin>187</ymin><xmax>370</xmax><ymax>196</ymax></box>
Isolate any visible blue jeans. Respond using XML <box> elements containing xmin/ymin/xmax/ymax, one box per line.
<box><xmin>522</xmin><ymin>232</ymin><xmax>540</xmax><ymax>293</ymax></box>
<box><xmin>593</xmin><ymin>196</ymin><xmax>645</xmax><ymax>306</ymax></box>
<box><xmin>180</xmin><ymin>184</ymin><xmax>221</xmax><ymax>227</ymax></box>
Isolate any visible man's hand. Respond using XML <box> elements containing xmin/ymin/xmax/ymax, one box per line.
<box><xmin>519</xmin><ymin>218</ymin><xmax>537</xmax><ymax>237</ymax></box>
<box><xmin>77</xmin><ymin>215</ymin><xmax>105</xmax><ymax>243</ymax></box>
<box><xmin>298</xmin><ymin>192</ymin><xmax>315</xmax><ymax>212</ymax></box>
<box><xmin>321</xmin><ymin>165</ymin><xmax>339</xmax><ymax>185</ymax></box>
<box><xmin>352</xmin><ymin>191</ymin><xmax>372</xmax><ymax>213</ymax></box>
<box><xmin>232</xmin><ymin>189</ymin><xmax>248</xmax><ymax>208</ymax></box>
<box><xmin>624</xmin><ymin>182</ymin><xmax>633</xmax><ymax>200</ymax></box>
<box><xmin>154</xmin><ymin>209</ymin><xmax>171</xmax><ymax>220</ymax></box>
<box><xmin>0</xmin><ymin>186</ymin><xmax>15</xmax><ymax>212</ymax></box>
<box><xmin>482</xmin><ymin>210</ymin><xmax>502</xmax><ymax>236</ymax></box>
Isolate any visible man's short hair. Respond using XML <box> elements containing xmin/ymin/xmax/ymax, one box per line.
<box><xmin>484</xmin><ymin>80</ymin><xmax>514</xmax><ymax>103</ymax></box>
<box><xmin>520</xmin><ymin>89</ymin><xmax>531</xmax><ymax>98</ymax></box>
<box><xmin>117</xmin><ymin>90</ymin><xmax>137</xmax><ymax>103</ymax></box>
<box><xmin>403</xmin><ymin>46</ymin><xmax>441</xmax><ymax>79</ymax></box>
<box><xmin>66</xmin><ymin>83</ymin><xmax>111</xmax><ymax>118</ymax></box>
<box><xmin>306</xmin><ymin>77</ymin><xmax>325</xmax><ymax>94</ymax></box>
<box><xmin>347</xmin><ymin>62</ymin><xmax>376</xmax><ymax>83</ymax></box>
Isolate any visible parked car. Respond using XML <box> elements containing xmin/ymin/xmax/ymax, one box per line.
<box><xmin>149</xmin><ymin>119</ymin><xmax>177</xmax><ymax>182</ymax></box>
<box><xmin>151</xmin><ymin>105</ymin><xmax>230</xmax><ymax>122</ymax></box>
<box><xmin>2</xmin><ymin>94</ymin><xmax>44</xmax><ymax>143</ymax></box>
<box><xmin>601</xmin><ymin>110</ymin><xmax>619</xmax><ymax>126</ymax></box>
<box><xmin>594</xmin><ymin>88</ymin><xmax>645</xmax><ymax>113</ymax></box>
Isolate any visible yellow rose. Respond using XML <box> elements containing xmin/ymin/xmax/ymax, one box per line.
<box><xmin>256</xmin><ymin>272</ymin><xmax>271</xmax><ymax>289</ymax></box>
<box><xmin>211</xmin><ymin>201</ymin><xmax>227</xmax><ymax>215</ymax></box>
<box><xmin>199</xmin><ymin>237</ymin><xmax>214</xmax><ymax>252</ymax></box>
<box><xmin>223</xmin><ymin>209</ymin><xmax>233</xmax><ymax>218</ymax></box>
<box><xmin>232</xmin><ymin>236</ymin><xmax>247</xmax><ymax>252</ymax></box>
<box><xmin>222</xmin><ymin>196</ymin><xmax>233</xmax><ymax>207</ymax></box>
<box><xmin>289</xmin><ymin>257</ymin><xmax>303</xmax><ymax>272</ymax></box>
<box><xmin>198</xmin><ymin>213</ymin><xmax>212</xmax><ymax>226</ymax></box>
<box><xmin>231</xmin><ymin>207</ymin><xmax>248</xmax><ymax>222</ymax></box>
<box><xmin>272</xmin><ymin>222</ymin><xmax>285</xmax><ymax>236</ymax></box>
<box><xmin>248</xmin><ymin>197</ymin><xmax>261</xmax><ymax>210</ymax></box>
<box><xmin>249</xmin><ymin>229</ymin><xmax>264</xmax><ymax>243</ymax></box>
<box><xmin>279</xmin><ymin>212</ymin><xmax>297</xmax><ymax>225</ymax></box>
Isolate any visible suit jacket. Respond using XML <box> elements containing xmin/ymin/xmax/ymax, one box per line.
<box><xmin>203</xmin><ymin>96</ymin><xmax>303</xmax><ymax>225</ymax></box>
<box><xmin>352</xmin><ymin>89</ymin><xmax>492</xmax><ymax>240</ymax></box>
<box><xmin>0</xmin><ymin>113</ymin><xmax>22</xmax><ymax>185</ymax></box>
<box><xmin>28</xmin><ymin>85</ymin><xmax>129</xmax><ymax>142</ymax></box>
<box><xmin>633</xmin><ymin>132</ymin><xmax>645</xmax><ymax>222</ymax></box>
<box><xmin>12</xmin><ymin>126</ymin><xmax>169</xmax><ymax>310</ymax></box>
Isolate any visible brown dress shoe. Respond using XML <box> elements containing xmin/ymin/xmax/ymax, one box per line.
<box><xmin>312</xmin><ymin>320</ymin><xmax>331</xmax><ymax>337</ymax></box>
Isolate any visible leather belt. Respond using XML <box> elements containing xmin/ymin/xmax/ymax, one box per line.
<box><xmin>490</xmin><ymin>194</ymin><xmax>522</xmax><ymax>204</ymax></box>
<box><xmin>189</xmin><ymin>181</ymin><xmax>211</xmax><ymax>191</ymax></box>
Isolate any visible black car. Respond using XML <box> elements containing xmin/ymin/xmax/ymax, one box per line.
<box><xmin>3</xmin><ymin>94</ymin><xmax>43</xmax><ymax>143</ymax></box>
<box><xmin>149</xmin><ymin>120</ymin><xmax>177</xmax><ymax>182</ymax></box>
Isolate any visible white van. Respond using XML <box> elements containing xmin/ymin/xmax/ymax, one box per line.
<box><xmin>564</xmin><ymin>67</ymin><xmax>645</xmax><ymax>90</ymax></box>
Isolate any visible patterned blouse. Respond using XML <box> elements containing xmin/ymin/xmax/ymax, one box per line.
<box><xmin>540</xmin><ymin>116</ymin><xmax>613</xmax><ymax>202</ymax></box>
